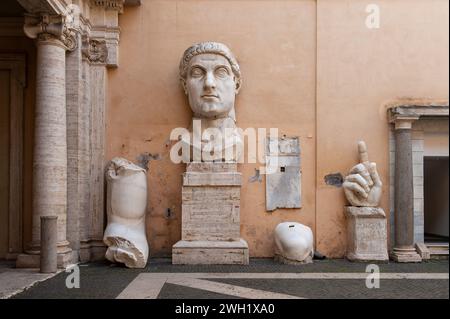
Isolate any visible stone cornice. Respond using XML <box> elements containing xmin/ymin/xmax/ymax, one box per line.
<box><xmin>18</xmin><ymin>0</ymin><xmax>141</xmax><ymax>66</ymax></box>
<box><xmin>90</xmin><ymin>0</ymin><xmax>125</xmax><ymax>13</ymax></box>
<box><xmin>17</xmin><ymin>0</ymin><xmax>71</xmax><ymax>15</ymax></box>
<box><xmin>388</xmin><ymin>101</ymin><xmax>449</xmax><ymax>118</ymax></box>
<box><xmin>387</xmin><ymin>99</ymin><xmax>449</xmax><ymax>129</ymax></box>
<box><xmin>46</xmin><ymin>0</ymin><xmax>72</xmax><ymax>15</ymax></box>
<box><xmin>386</xmin><ymin>98</ymin><xmax>449</xmax><ymax>110</ymax></box>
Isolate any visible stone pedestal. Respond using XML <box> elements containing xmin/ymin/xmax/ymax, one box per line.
<box><xmin>40</xmin><ymin>216</ymin><xmax>58</xmax><ymax>273</ymax></box>
<box><xmin>344</xmin><ymin>207</ymin><xmax>389</xmax><ymax>262</ymax></box>
<box><xmin>172</xmin><ymin>162</ymin><xmax>249</xmax><ymax>265</ymax></box>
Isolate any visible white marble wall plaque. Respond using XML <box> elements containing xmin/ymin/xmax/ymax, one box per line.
<box><xmin>266</xmin><ymin>137</ymin><xmax>301</xmax><ymax>211</ymax></box>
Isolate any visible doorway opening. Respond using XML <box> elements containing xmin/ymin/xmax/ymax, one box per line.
<box><xmin>0</xmin><ymin>69</ymin><xmax>10</xmax><ymax>259</ymax></box>
<box><xmin>0</xmin><ymin>54</ymin><xmax>25</xmax><ymax>260</ymax></box>
<box><xmin>424</xmin><ymin>156</ymin><xmax>449</xmax><ymax>257</ymax></box>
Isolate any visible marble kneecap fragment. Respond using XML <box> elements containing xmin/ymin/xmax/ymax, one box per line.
<box><xmin>274</xmin><ymin>222</ymin><xmax>314</xmax><ymax>264</ymax></box>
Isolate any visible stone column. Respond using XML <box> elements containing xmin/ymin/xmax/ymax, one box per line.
<box><xmin>66</xmin><ymin>31</ymin><xmax>83</xmax><ymax>257</ymax></box>
<box><xmin>80</xmin><ymin>38</ymin><xmax>109</xmax><ymax>262</ymax></box>
<box><xmin>391</xmin><ymin>117</ymin><xmax>422</xmax><ymax>262</ymax></box>
<box><xmin>78</xmin><ymin>37</ymin><xmax>93</xmax><ymax>262</ymax></box>
<box><xmin>17</xmin><ymin>13</ymin><xmax>78</xmax><ymax>268</ymax></box>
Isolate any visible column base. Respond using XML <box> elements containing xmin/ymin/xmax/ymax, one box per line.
<box><xmin>16</xmin><ymin>249</ymin><xmax>74</xmax><ymax>269</ymax></box>
<box><xmin>390</xmin><ymin>247</ymin><xmax>422</xmax><ymax>263</ymax></box>
<box><xmin>172</xmin><ymin>239</ymin><xmax>249</xmax><ymax>265</ymax></box>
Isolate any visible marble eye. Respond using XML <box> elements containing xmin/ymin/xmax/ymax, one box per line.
<box><xmin>190</xmin><ymin>67</ymin><xmax>204</xmax><ymax>78</ymax></box>
<box><xmin>215</xmin><ymin>67</ymin><xmax>229</xmax><ymax>78</ymax></box>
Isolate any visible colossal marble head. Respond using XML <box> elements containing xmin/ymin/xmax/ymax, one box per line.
<box><xmin>179</xmin><ymin>42</ymin><xmax>242</xmax><ymax>119</ymax></box>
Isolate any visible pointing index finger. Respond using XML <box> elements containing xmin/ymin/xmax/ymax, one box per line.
<box><xmin>358</xmin><ymin>141</ymin><xmax>369</xmax><ymax>164</ymax></box>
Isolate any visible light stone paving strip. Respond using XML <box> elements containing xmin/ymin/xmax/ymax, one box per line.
<box><xmin>116</xmin><ymin>277</ymin><xmax>167</xmax><ymax>299</ymax></box>
<box><xmin>116</xmin><ymin>272</ymin><xmax>449</xmax><ymax>299</ymax></box>
<box><xmin>168</xmin><ymin>278</ymin><xmax>302</xmax><ymax>299</ymax></box>
<box><xmin>0</xmin><ymin>269</ymin><xmax>62</xmax><ymax>299</ymax></box>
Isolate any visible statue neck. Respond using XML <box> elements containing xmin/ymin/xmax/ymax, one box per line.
<box><xmin>193</xmin><ymin>107</ymin><xmax>236</xmax><ymax>123</ymax></box>
<box><xmin>192</xmin><ymin>116</ymin><xmax>237</xmax><ymax>131</ymax></box>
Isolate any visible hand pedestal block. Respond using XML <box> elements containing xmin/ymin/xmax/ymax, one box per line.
<box><xmin>344</xmin><ymin>206</ymin><xmax>389</xmax><ymax>262</ymax></box>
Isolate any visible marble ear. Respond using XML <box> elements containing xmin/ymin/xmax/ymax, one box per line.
<box><xmin>180</xmin><ymin>78</ymin><xmax>188</xmax><ymax>95</ymax></box>
<box><xmin>234</xmin><ymin>76</ymin><xmax>241</xmax><ymax>94</ymax></box>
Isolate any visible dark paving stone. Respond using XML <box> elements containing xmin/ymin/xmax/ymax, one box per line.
<box><xmin>8</xmin><ymin>258</ymin><xmax>449</xmax><ymax>299</ymax></box>
<box><xmin>144</xmin><ymin>258</ymin><xmax>448</xmax><ymax>274</ymax></box>
<box><xmin>204</xmin><ymin>278</ymin><xmax>449</xmax><ymax>299</ymax></box>
<box><xmin>12</xmin><ymin>262</ymin><xmax>142</xmax><ymax>299</ymax></box>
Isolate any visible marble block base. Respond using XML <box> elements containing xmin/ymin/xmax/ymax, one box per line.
<box><xmin>172</xmin><ymin>239</ymin><xmax>249</xmax><ymax>265</ymax></box>
<box><xmin>344</xmin><ymin>206</ymin><xmax>389</xmax><ymax>262</ymax></box>
<box><xmin>16</xmin><ymin>248</ymin><xmax>73</xmax><ymax>269</ymax></box>
<box><xmin>172</xmin><ymin>162</ymin><xmax>249</xmax><ymax>265</ymax></box>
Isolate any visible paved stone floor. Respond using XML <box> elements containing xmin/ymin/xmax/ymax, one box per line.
<box><xmin>2</xmin><ymin>258</ymin><xmax>448</xmax><ymax>299</ymax></box>
<box><xmin>0</xmin><ymin>260</ymin><xmax>64</xmax><ymax>299</ymax></box>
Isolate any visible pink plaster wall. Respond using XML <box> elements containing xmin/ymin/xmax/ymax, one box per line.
<box><xmin>107</xmin><ymin>0</ymin><xmax>449</xmax><ymax>257</ymax></box>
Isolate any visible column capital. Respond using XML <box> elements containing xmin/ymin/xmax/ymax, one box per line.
<box><xmin>388</xmin><ymin>106</ymin><xmax>420</xmax><ymax>130</ymax></box>
<box><xmin>23</xmin><ymin>6</ymin><xmax>80</xmax><ymax>51</ymax></box>
<box><xmin>391</xmin><ymin>115</ymin><xmax>420</xmax><ymax>130</ymax></box>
